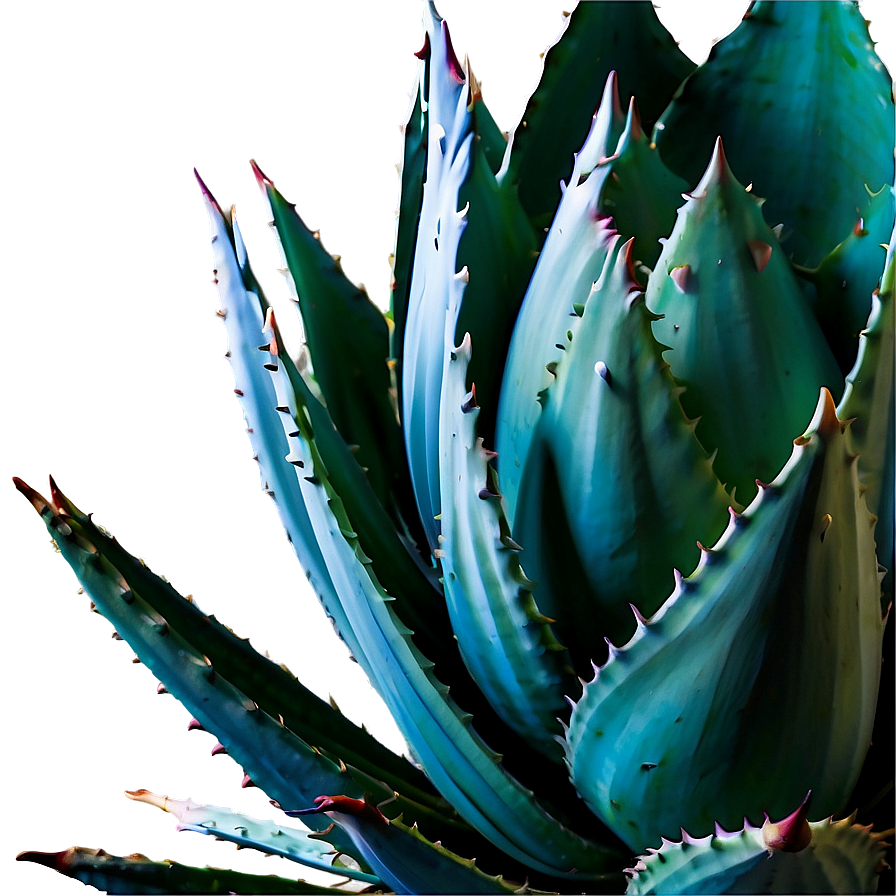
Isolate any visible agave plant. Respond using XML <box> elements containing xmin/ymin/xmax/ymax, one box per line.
<box><xmin>14</xmin><ymin>1</ymin><xmax>895</xmax><ymax>894</ymax></box>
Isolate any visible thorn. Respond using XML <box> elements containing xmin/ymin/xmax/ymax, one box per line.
<box><xmin>111</xmin><ymin>631</ymin><xmax>123</xmax><ymax>640</ymax></box>
<box><xmin>157</xmin><ymin>683</ymin><xmax>168</xmax><ymax>695</ymax></box>
<box><xmin>442</xmin><ymin>21</ymin><xmax>465</xmax><ymax>84</ymax></box>
<box><xmin>630</xmin><ymin>603</ymin><xmax>649</xmax><ymax>626</ymax></box>
<box><xmin>763</xmin><ymin>792</ymin><xmax>812</xmax><ymax>853</ymax></box>
<box><xmin>413</xmin><ymin>31</ymin><xmax>430</xmax><ymax>61</ymax></box>
<box><xmin>747</xmin><ymin>240</ymin><xmax>773</xmax><ymax>273</ymax></box>
<box><xmin>187</xmin><ymin>718</ymin><xmax>205</xmax><ymax>732</ymax></box>
<box><xmin>211</xmin><ymin>743</ymin><xmax>228</xmax><ymax>756</ymax></box>
<box><xmin>241</xmin><ymin>774</ymin><xmax>257</xmax><ymax>789</ymax></box>
<box><xmin>669</xmin><ymin>264</ymin><xmax>691</xmax><ymax>294</ymax></box>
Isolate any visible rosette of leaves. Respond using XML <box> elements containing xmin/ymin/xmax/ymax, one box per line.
<box><xmin>15</xmin><ymin>2</ymin><xmax>894</xmax><ymax>894</ymax></box>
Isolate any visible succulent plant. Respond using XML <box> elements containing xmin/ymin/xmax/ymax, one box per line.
<box><xmin>14</xmin><ymin>1</ymin><xmax>895</xmax><ymax>894</ymax></box>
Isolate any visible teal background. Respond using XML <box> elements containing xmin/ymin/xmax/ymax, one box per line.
<box><xmin>4</xmin><ymin>2</ymin><xmax>892</xmax><ymax>891</ymax></box>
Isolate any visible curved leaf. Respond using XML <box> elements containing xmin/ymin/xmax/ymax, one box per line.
<box><xmin>646</xmin><ymin>140</ymin><xmax>842</xmax><ymax>504</ymax></box>
<box><xmin>514</xmin><ymin>237</ymin><xmax>730</xmax><ymax>672</ymax></box>
<box><xmin>506</xmin><ymin>1</ymin><xmax>695</xmax><ymax>231</ymax></box>
<box><xmin>653</xmin><ymin>0</ymin><xmax>895</xmax><ymax>267</ymax></box>
<box><xmin>566</xmin><ymin>390</ymin><xmax>883</xmax><ymax>849</ymax></box>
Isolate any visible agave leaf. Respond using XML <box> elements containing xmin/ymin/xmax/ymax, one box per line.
<box><xmin>278</xmin><ymin>322</ymin><xmax>496</xmax><ymax>720</ymax></box>
<box><xmin>290</xmin><ymin>796</ymin><xmax>538</xmax><ymax>895</ymax></box>
<box><xmin>513</xmin><ymin>236</ymin><xmax>730</xmax><ymax>671</ymax></box>
<box><xmin>253</xmin><ymin>163</ymin><xmax>422</xmax><ymax>549</ymax></box>
<box><xmin>390</xmin><ymin>56</ymin><xmax>428</xmax><ymax>414</ymax></box>
<box><xmin>43</xmin><ymin>472</ymin><xmax>452</xmax><ymax>819</ymax></box>
<box><xmin>438</xmin><ymin>331</ymin><xmax>572</xmax><ymax>760</ymax></box>
<box><xmin>838</xmin><ymin>216</ymin><xmax>895</xmax><ymax>600</ymax></box>
<box><xmin>598</xmin><ymin>100</ymin><xmax>689</xmax><ymax>273</ymax></box>
<box><xmin>505</xmin><ymin>1</ymin><xmax>695</xmax><ymax>231</ymax></box>
<box><xmin>495</xmin><ymin>75</ymin><xmax>622</xmax><ymax>524</ymax></box>
<box><xmin>496</xmin><ymin>78</ymin><xmax>688</xmax><ymax>524</ymax></box>
<box><xmin>625</xmin><ymin>804</ymin><xmax>890</xmax><ymax>896</ymax></box>
<box><xmin>647</xmin><ymin>139</ymin><xmax>842</xmax><ymax>505</ymax></box>
<box><xmin>401</xmin><ymin>9</ymin><xmax>537</xmax><ymax>551</ymax></box>
<box><xmin>259</xmin><ymin>308</ymin><xmax>626</xmax><ymax>882</ymax></box>
<box><xmin>653</xmin><ymin>0</ymin><xmax>895</xmax><ymax>268</ymax></box>
<box><xmin>797</xmin><ymin>186</ymin><xmax>895</xmax><ymax>373</ymax></box>
<box><xmin>566</xmin><ymin>390</ymin><xmax>883</xmax><ymax>850</ymax></box>
<box><xmin>16</xmin><ymin>847</ymin><xmax>343</xmax><ymax>895</ymax></box>
<box><xmin>13</xmin><ymin>478</ymin><xmax>395</xmax><ymax>859</ymax></box>
<box><xmin>196</xmin><ymin>174</ymin><xmax>403</xmax><ymax>753</ymax></box>
<box><xmin>126</xmin><ymin>790</ymin><xmax>382</xmax><ymax>887</ymax></box>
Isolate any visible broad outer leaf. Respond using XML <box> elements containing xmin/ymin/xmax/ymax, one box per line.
<box><xmin>653</xmin><ymin>0</ymin><xmax>895</xmax><ymax>267</ymax></box>
<box><xmin>566</xmin><ymin>391</ymin><xmax>883</xmax><ymax>850</ymax></box>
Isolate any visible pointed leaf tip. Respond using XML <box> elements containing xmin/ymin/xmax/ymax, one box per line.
<box><xmin>249</xmin><ymin>159</ymin><xmax>273</xmax><ymax>188</ymax></box>
<box><xmin>691</xmin><ymin>136</ymin><xmax>733</xmax><ymax>198</ymax></box>
<box><xmin>762</xmin><ymin>792</ymin><xmax>812</xmax><ymax>853</ymax></box>
<box><xmin>12</xmin><ymin>477</ymin><xmax>50</xmax><ymax>514</ymax></box>
<box><xmin>16</xmin><ymin>850</ymin><xmax>63</xmax><ymax>870</ymax></box>
<box><xmin>193</xmin><ymin>168</ymin><xmax>218</xmax><ymax>207</ymax></box>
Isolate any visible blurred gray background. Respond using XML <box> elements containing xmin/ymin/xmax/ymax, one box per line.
<box><xmin>0</xmin><ymin>0</ymin><xmax>893</xmax><ymax>893</ymax></box>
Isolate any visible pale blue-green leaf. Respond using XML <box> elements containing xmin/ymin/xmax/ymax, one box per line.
<box><xmin>126</xmin><ymin>790</ymin><xmax>382</xmax><ymax>887</ymax></box>
<box><xmin>438</xmin><ymin>332</ymin><xmax>572</xmax><ymax>760</ymax></box>
<box><xmin>567</xmin><ymin>391</ymin><xmax>883</xmax><ymax>850</ymax></box>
